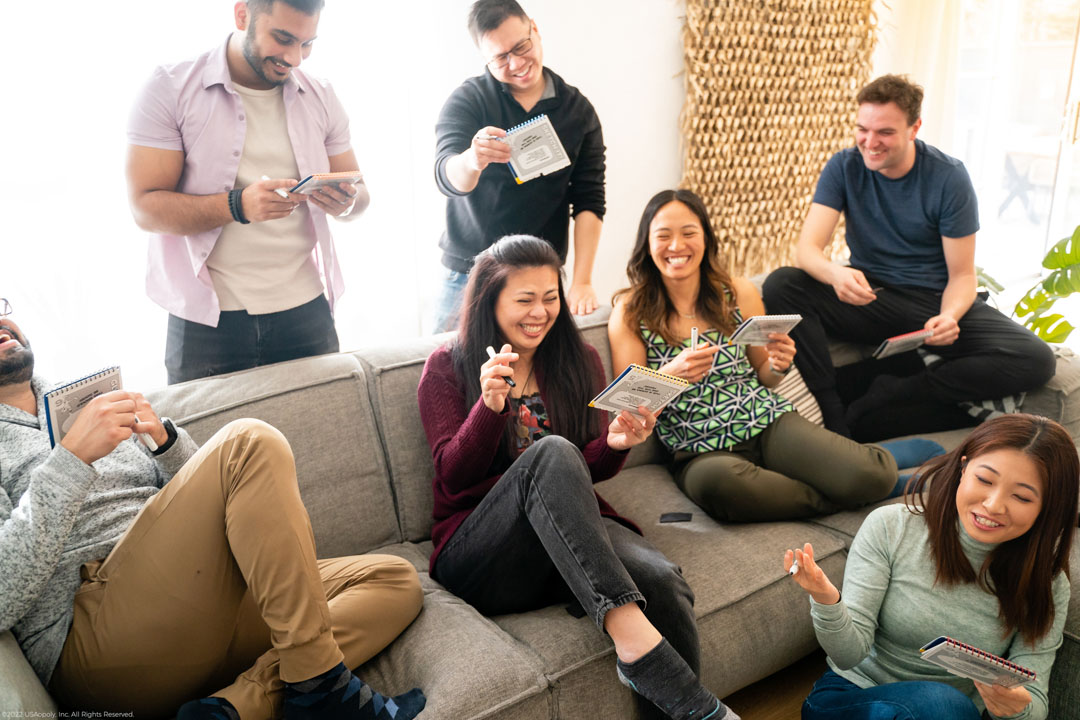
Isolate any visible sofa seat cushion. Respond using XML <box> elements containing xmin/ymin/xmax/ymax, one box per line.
<box><xmin>359</xmin><ymin>543</ymin><xmax>551</xmax><ymax>720</ymax></box>
<box><xmin>147</xmin><ymin>353</ymin><xmax>400</xmax><ymax>559</ymax></box>
<box><xmin>1023</xmin><ymin>347</ymin><xmax>1080</xmax><ymax>437</ymax></box>
<box><xmin>0</xmin><ymin>631</ymin><xmax>56</xmax><ymax>714</ymax></box>
<box><xmin>593</xmin><ymin>465</ymin><xmax>850</xmax><ymax>696</ymax></box>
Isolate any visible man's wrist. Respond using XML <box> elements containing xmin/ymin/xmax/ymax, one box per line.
<box><xmin>151</xmin><ymin>418</ymin><xmax>178</xmax><ymax>456</ymax></box>
<box><xmin>228</xmin><ymin>188</ymin><xmax>249</xmax><ymax>224</ymax></box>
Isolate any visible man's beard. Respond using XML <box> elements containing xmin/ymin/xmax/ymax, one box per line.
<box><xmin>0</xmin><ymin>347</ymin><xmax>34</xmax><ymax>387</ymax></box>
<box><xmin>242</xmin><ymin>25</ymin><xmax>286</xmax><ymax>88</ymax></box>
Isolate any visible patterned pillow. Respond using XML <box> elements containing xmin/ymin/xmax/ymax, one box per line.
<box><xmin>772</xmin><ymin>366</ymin><xmax>823</xmax><ymax>425</ymax></box>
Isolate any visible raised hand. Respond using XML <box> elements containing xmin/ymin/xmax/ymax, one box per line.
<box><xmin>60</xmin><ymin>391</ymin><xmax>140</xmax><ymax>465</ymax></box>
<box><xmin>830</xmin><ymin>266</ymin><xmax>878</xmax><ymax>306</ymax></box>
<box><xmin>659</xmin><ymin>341</ymin><xmax>722</xmax><ymax>383</ymax></box>
<box><xmin>606</xmin><ymin>405</ymin><xmax>658</xmax><ymax>451</ymax></box>
<box><xmin>480</xmin><ymin>343</ymin><xmax>518</xmax><ymax>413</ymax></box>
<box><xmin>973</xmin><ymin>680</ymin><xmax>1032</xmax><ymax>718</ymax></box>
<box><xmin>924</xmin><ymin>313</ymin><xmax>960</xmax><ymax>346</ymax></box>
<box><xmin>307</xmin><ymin>180</ymin><xmax>361</xmax><ymax>218</ymax></box>
<box><xmin>784</xmin><ymin>543</ymin><xmax>841</xmax><ymax>605</ymax></box>
<box><xmin>240</xmin><ymin>178</ymin><xmax>302</xmax><ymax>222</ymax></box>
<box><xmin>765</xmin><ymin>332</ymin><xmax>796</xmax><ymax>373</ymax></box>
<box><xmin>465</xmin><ymin>127</ymin><xmax>512</xmax><ymax>173</ymax></box>
<box><xmin>131</xmin><ymin>393</ymin><xmax>169</xmax><ymax>449</ymax></box>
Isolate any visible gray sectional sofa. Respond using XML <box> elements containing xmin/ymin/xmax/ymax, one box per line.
<box><xmin>3</xmin><ymin>309</ymin><xmax>1079</xmax><ymax>719</ymax></box>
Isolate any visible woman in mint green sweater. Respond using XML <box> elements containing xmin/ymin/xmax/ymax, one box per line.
<box><xmin>786</xmin><ymin>414</ymin><xmax>1077</xmax><ymax>720</ymax></box>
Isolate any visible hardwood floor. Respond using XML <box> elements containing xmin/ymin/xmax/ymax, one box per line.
<box><xmin>722</xmin><ymin>650</ymin><xmax>828</xmax><ymax>720</ymax></box>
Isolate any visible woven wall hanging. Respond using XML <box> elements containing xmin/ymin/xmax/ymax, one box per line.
<box><xmin>681</xmin><ymin>0</ymin><xmax>877</xmax><ymax>275</ymax></box>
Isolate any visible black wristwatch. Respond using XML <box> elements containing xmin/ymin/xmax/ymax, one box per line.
<box><xmin>151</xmin><ymin>418</ymin><xmax>179</xmax><ymax>456</ymax></box>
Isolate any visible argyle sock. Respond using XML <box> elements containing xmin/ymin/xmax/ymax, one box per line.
<box><xmin>616</xmin><ymin>639</ymin><xmax>740</xmax><ymax>720</ymax></box>
<box><xmin>284</xmin><ymin>662</ymin><xmax>426</xmax><ymax>720</ymax></box>
<box><xmin>878</xmin><ymin>438</ymin><xmax>945</xmax><ymax>469</ymax></box>
<box><xmin>176</xmin><ymin>697</ymin><xmax>240</xmax><ymax>720</ymax></box>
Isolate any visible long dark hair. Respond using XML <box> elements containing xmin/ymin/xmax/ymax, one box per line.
<box><xmin>614</xmin><ymin>189</ymin><xmax>737</xmax><ymax>344</ymax></box>
<box><xmin>906</xmin><ymin>414</ymin><xmax>1078</xmax><ymax>644</ymax></box>
<box><xmin>452</xmin><ymin>235</ymin><xmax>601</xmax><ymax>456</ymax></box>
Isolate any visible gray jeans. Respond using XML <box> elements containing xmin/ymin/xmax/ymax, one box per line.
<box><xmin>432</xmin><ymin>435</ymin><xmax>700</xmax><ymax>720</ymax></box>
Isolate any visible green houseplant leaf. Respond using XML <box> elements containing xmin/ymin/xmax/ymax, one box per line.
<box><xmin>1014</xmin><ymin>285</ymin><xmax>1056</xmax><ymax>319</ymax></box>
<box><xmin>1024</xmin><ymin>313</ymin><xmax>1075</xmax><ymax>343</ymax></box>
<box><xmin>1042</xmin><ymin>225</ymin><xmax>1080</xmax><ymax>269</ymax></box>
<box><xmin>1012</xmin><ymin>224</ymin><xmax>1080</xmax><ymax>342</ymax></box>
<box><xmin>1041</xmin><ymin>266</ymin><xmax>1080</xmax><ymax>296</ymax></box>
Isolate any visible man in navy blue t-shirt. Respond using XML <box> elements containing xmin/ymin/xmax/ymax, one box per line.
<box><xmin>763</xmin><ymin>75</ymin><xmax>1054</xmax><ymax>440</ymax></box>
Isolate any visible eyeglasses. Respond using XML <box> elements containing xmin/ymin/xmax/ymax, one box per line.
<box><xmin>487</xmin><ymin>25</ymin><xmax>533</xmax><ymax>69</ymax></box>
<box><xmin>0</xmin><ymin>298</ymin><xmax>9</xmax><ymax>317</ymax></box>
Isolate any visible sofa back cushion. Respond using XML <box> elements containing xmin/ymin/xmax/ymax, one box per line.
<box><xmin>578</xmin><ymin>309</ymin><xmax>667</xmax><ymax>469</ymax></box>
<box><xmin>146</xmin><ymin>353</ymin><xmax>400</xmax><ymax>558</ymax></box>
<box><xmin>354</xmin><ymin>338</ymin><xmax>448</xmax><ymax>543</ymax></box>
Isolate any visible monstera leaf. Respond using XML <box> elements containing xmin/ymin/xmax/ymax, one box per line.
<box><xmin>1025</xmin><ymin>313</ymin><xmax>1075</xmax><ymax>344</ymax></box>
<box><xmin>1042</xmin><ymin>225</ymin><xmax>1080</xmax><ymax>269</ymax></box>
<box><xmin>1012</xmin><ymin>224</ymin><xmax>1080</xmax><ymax>342</ymax></box>
<box><xmin>1014</xmin><ymin>286</ymin><xmax>1056</xmax><ymax>319</ymax></box>
<box><xmin>1041</xmin><ymin>265</ymin><xmax>1080</xmax><ymax>296</ymax></box>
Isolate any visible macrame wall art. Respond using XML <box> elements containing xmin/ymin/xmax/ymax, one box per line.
<box><xmin>681</xmin><ymin>0</ymin><xmax>877</xmax><ymax>275</ymax></box>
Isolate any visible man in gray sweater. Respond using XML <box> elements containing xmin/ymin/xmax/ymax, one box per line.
<box><xmin>0</xmin><ymin>301</ymin><xmax>426</xmax><ymax>720</ymax></box>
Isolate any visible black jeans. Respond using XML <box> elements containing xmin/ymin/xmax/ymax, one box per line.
<box><xmin>165</xmin><ymin>294</ymin><xmax>339</xmax><ymax>385</ymax></box>
<box><xmin>762</xmin><ymin>267</ymin><xmax>1055</xmax><ymax>440</ymax></box>
<box><xmin>432</xmin><ymin>436</ymin><xmax>700</xmax><ymax>720</ymax></box>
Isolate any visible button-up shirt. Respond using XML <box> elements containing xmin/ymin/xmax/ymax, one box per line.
<box><xmin>127</xmin><ymin>38</ymin><xmax>353</xmax><ymax>326</ymax></box>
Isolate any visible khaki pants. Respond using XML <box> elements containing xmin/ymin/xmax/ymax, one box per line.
<box><xmin>673</xmin><ymin>411</ymin><xmax>897</xmax><ymax>522</ymax></box>
<box><xmin>50</xmin><ymin>419</ymin><xmax>422</xmax><ymax>719</ymax></box>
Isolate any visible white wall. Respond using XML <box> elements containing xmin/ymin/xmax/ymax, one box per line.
<box><xmin>0</xmin><ymin>0</ymin><xmax>687</xmax><ymax>391</ymax></box>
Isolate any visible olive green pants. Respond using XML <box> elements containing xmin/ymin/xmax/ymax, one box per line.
<box><xmin>672</xmin><ymin>411</ymin><xmax>897</xmax><ymax>522</ymax></box>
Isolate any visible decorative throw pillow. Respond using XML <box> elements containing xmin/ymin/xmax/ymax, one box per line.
<box><xmin>772</xmin><ymin>366</ymin><xmax>823</xmax><ymax>425</ymax></box>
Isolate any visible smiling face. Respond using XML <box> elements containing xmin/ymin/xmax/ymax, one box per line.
<box><xmin>478</xmin><ymin>15</ymin><xmax>544</xmax><ymax>97</ymax></box>
<box><xmin>648</xmin><ymin>200</ymin><xmax>706</xmax><ymax>282</ymax></box>
<box><xmin>0</xmin><ymin>317</ymin><xmax>34</xmax><ymax>387</ymax></box>
<box><xmin>494</xmin><ymin>265</ymin><xmax>560</xmax><ymax>354</ymax></box>
<box><xmin>236</xmin><ymin>1</ymin><xmax>319</xmax><ymax>89</ymax></box>
<box><xmin>855</xmin><ymin>101</ymin><xmax>921</xmax><ymax>179</ymax></box>
<box><xmin>955</xmin><ymin>448</ymin><xmax>1044</xmax><ymax>544</ymax></box>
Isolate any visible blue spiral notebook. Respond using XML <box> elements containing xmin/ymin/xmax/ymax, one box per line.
<box><xmin>501</xmin><ymin>114</ymin><xmax>571</xmax><ymax>184</ymax></box>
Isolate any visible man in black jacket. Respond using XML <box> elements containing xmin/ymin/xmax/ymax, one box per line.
<box><xmin>432</xmin><ymin>0</ymin><xmax>606</xmax><ymax>331</ymax></box>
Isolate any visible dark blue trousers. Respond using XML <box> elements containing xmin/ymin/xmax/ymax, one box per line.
<box><xmin>165</xmin><ymin>294</ymin><xmax>339</xmax><ymax>385</ymax></box>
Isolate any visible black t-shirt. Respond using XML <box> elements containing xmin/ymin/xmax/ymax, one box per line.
<box><xmin>813</xmin><ymin>139</ymin><xmax>979</xmax><ymax>291</ymax></box>
<box><xmin>434</xmin><ymin>67</ymin><xmax>606</xmax><ymax>273</ymax></box>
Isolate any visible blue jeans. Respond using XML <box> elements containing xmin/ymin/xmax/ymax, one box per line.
<box><xmin>165</xmin><ymin>294</ymin><xmax>339</xmax><ymax>384</ymax></box>
<box><xmin>802</xmin><ymin>669</ymin><xmax>983</xmax><ymax>720</ymax></box>
<box><xmin>432</xmin><ymin>436</ymin><xmax>700</xmax><ymax>720</ymax></box>
<box><xmin>431</xmin><ymin>268</ymin><xmax>469</xmax><ymax>334</ymax></box>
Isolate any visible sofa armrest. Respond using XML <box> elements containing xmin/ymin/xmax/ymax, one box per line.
<box><xmin>0</xmin><ymin>631</ymin><xmax>57</xmax><ymax>713</ymax></box>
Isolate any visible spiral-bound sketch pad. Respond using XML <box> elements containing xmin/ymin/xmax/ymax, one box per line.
<box><xmin>44</xmin><ymin>366</ymin><xmax>122</xmax><ymax>447</ymax></box>
<box><xmin>502</xmin><ymin>114</ymin><xmax>571</xmax><ymax>184</ymax></box>
<box><xmin>589</xmin><ymin>364</ymin><xmax>690</xmax><ymax>417</ymax></box>
<box><xmin>728</xmin><ymin>314</ymin><xmax>803</xmax><ymax>345</ymax></box>
<box><xmin>872</xmin><ymin>328</ymin><xmax>933</xmax><ymax>359</ymax></box>
<box><xmin>919</xmin><ymin>636</ymin><xmax>1036</xmax><ymax>688</ymax></box>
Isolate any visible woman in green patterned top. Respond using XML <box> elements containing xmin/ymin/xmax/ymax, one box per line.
<box><xmin>609</xmin><ymin>189</ymin><xmax>943</xmax><ymax>522</ymax></box>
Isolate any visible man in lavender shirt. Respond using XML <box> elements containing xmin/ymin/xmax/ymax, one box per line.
<box><xmin>126</xmin><ymin>0</ymin><xmax>369</xmax><ymax>385</ymax></box>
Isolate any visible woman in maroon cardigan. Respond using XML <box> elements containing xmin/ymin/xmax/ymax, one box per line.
<box><xmin>418</xmin><ymin>235</ymin><xmax>738</xmax><ymax>720</ymax></box>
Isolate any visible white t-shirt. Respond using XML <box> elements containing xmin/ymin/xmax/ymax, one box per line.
<box><xmin>207</xmin><ymin>83</ymin><xmax>325</xmax><ymax>314</ymax></box>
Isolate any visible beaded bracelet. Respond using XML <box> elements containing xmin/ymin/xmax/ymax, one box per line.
<box><xmin>228</xmin><ymin>188</ymin><xmax>250</xmax><ymax>224</ymax></box>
